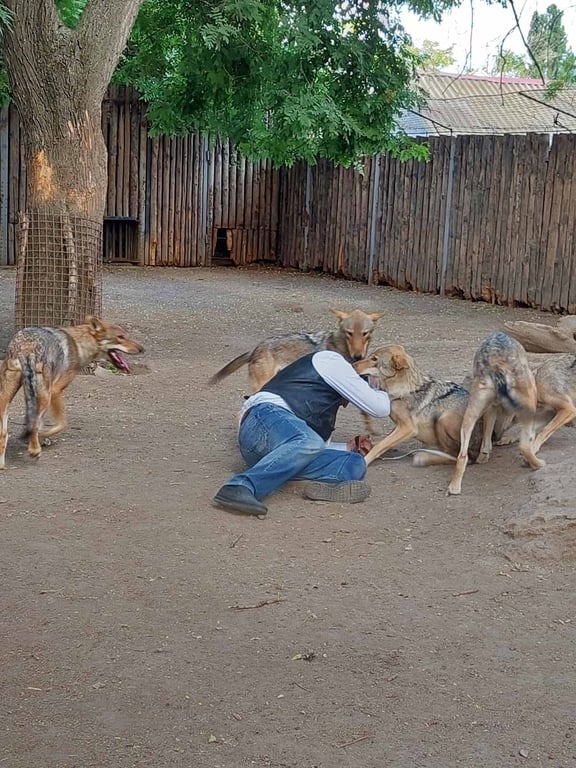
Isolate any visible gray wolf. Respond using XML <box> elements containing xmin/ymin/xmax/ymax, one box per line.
<box><xmin>531</xmin><ymin>354</ymin><xmax>576</xmax><ymax>453</ymax></box>
<box><xmin>446</xmin><ymin>331</ymin><xmax>543</xmax><ymax>496</ymax></box>
<box><xmin>0</xmin><ymin>317</ymin><xmax>144</xmax><ymax>468</ymax></box>
<box><xmin>354</xmin><ymin>344</ymin><xmax>485</xmax><ymax>467</ymax></box>
<box><xmin>209</xmin><ymin>308</ymin><xmax>384</xmax><ymax>392</ymax></box>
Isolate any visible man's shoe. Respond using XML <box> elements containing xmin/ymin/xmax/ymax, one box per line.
<box><xmin>212</xmin><ymin>484</ymin><xmax>268</xmax><ymax>516</ymax></box>
<box><xmin>303</xmin><ymin>480</ymin><xmax>371</xmax><ymax>503</ymax></box>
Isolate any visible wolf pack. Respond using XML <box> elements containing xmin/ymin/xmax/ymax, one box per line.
<box><xmin>1</xmin><ymin>305</ymin><xmax>575</xmax><ymax>497</ymax></box>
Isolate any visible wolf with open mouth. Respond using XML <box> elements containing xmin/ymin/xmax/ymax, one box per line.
<box><xmin>0</xmin><ymin>316</ymin><xmax>144</xmax><ymax>468</ymax></box>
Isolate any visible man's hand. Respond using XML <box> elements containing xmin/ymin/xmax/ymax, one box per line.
<box><xmin>347</xmin><ymin>435</ymin><xmax>374</xmax><ymax>456</ymax></box>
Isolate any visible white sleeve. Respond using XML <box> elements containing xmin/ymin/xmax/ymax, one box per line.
<box><xmin>312</xmin><ymin>351</ymin><xmax>390</xmax><ymax>418</ymax></box>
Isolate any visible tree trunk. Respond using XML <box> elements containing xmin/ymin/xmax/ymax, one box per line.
<box><xmin>3</xmin><ymin>0</ymin><xmax>144</xmax><ymax>327</ymax></box>
<box><xmin>12</xmin><ymin>103</ymin><xmax>108</xmax><ymax>327</ymax></box>
<box><xmin>502</xmin><ymin>317</ymin><xmax>576</xmax><ymax>353</ymax></box>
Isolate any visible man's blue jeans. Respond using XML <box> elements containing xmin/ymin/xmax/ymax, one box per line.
<box><xmin>227</xmin><ymin>403</ymin><xmax>367</xmax><ymax>501</ymax></box>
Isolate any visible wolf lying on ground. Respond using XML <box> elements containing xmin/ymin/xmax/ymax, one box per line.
<box><xmin>0</xmin><ymin>317</ymin><xmax>144</xmax><ymax>468</ymax></box>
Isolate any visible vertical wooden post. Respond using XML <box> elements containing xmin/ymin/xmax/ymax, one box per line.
<box><xmin>367</xmin><ymin>156</ymin><xmax>381</xmax><ymax>285</ymax></box>
<box><xmin>440</xmin><ymin>135</ymin><xmax>456</xmax><ymax>296</ymax></box>
<box><xmin>303</xmin><ymin>164</ymin><xmax>312</xmax><ymax>270</ymax></box>
<box><xmin>0</xmin><ymin>106</ymin><xmax>8</xmax><ymax>265</ymax></box>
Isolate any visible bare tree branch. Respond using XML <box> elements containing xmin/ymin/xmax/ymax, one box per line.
<box><xmin>506</xmin><ymin>0</ymin><xmax>546</xmax><ymax>84</ymax></box>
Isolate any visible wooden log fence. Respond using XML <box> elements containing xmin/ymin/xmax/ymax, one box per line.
<box><xmin>277</xmin><ymin>134</ymin><xmax>576</xmax><ymax>313</ymax></box>
<box><xmin>1</xmin><ymin>84</ymin><xmax>576</xmax><ymax>312</ymax></box>
<box><xmin>0</xmin><ymin>86</ymin><xmax>280</xmax><ymax>269</ymax></box>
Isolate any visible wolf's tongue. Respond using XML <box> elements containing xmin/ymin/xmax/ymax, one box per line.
<box><xmin>108</xmin><ymin>349</ymin><xmax>131</xmax><ymax>373</ymax></box>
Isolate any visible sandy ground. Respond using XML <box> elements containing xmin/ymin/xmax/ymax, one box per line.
<box><xmin>1</xmin><ymin>265</ymin><xmax>575</xmax><ymax>768</ymax></box>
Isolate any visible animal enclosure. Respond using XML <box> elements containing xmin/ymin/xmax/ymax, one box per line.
<box><xmin>277</xmin><ymin>135</ymin><xmax>576</xmax><ymax>314</ymax></box>
<box><xmin>1</xmin><ymin>88</ymin><xmax>576</xmax><ymax>312</ymax></box>
<box><xmin>1</xmin><ymin>267</ymin><xmax>576</xmax><ymax>768</ymax></box>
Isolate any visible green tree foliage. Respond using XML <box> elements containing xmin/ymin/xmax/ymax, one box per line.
<box><xmin>413</xmin><ymin>39</ymin><xmax>456</xmax><ymax>70</ymax></box>
<box><xmin>526</xmin><ymin>4</ymin><xmax>569</xmax><ymax>80</ymax></box>
<box><xmin>491</xmin><ymin>49</ymin><xmax>530</xmax><ymax>77</ymax></box>
<box><xmin>54</xmin><ymin>0</ymin><xmax>86</xmax><ymax>28</ymax></box>
<box><xmin>491</xmin><ymin>4</ymin><xmax>573</xmax><ymax>83</ymax></box>
<box><xmin>115</xmin><ymin>0</ymin><xmax>462</xmax><ymax>165</ymax></box>
<box><xmin>5</xmin><ymin>0</ymin><xmax>463</xmax><ymax>165</ymax></box>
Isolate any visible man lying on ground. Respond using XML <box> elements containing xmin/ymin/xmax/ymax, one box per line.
<box><xmin>212</xmin><ymin>350</ymin><xmax>390</xmax><ymax>517</ymax></box>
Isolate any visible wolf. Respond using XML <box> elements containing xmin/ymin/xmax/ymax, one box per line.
<box><xmin>354</xmin><ymin>344</ymin><xmax>485</xmax><ymax>467</ymax></box>
<box><xmin>209</xmin><ymin>308</ymin><xmax>384</xmax><ymax>392</ymax></box>
<box><xmin>446</xmin><ymin>331</ymin><xmax>543</xmax><ymax>496</ymax></box>
<box><xmin>531</xmin><ymin>354</ymin><xmax>576</xmax><ymax>454</ymax></box>
<box><xmin>0</xmin><ymin>317</ymin><xmax>144</xmax><ymax>468</ymax></box>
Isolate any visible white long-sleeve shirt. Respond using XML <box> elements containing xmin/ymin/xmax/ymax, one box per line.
<box><xmin>240</xmin><ymin>351</ymin><xmax>390</xmax><ymax>448</ymax></box>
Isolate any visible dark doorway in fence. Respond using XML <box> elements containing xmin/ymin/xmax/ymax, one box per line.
<box><xmin>103</xmin><ymin>216</ymin><xmax>139</xmax><ymax>264</ymax></box>
<box><xmin>212</xmin><ymin>227</ymin><xmax>234</xmax><ymax>266</ymax></box>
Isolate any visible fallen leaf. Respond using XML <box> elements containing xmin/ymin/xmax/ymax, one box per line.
<box><xmin>208</xmin><ymin>734</ymin><xmax>218</xmax><ymax>744</ymax></box>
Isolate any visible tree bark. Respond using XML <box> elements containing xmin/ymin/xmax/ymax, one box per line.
<box><xmin>502</xmin><ymin>317</ymin><xmax>576</xmax><ymax>353</ymax></box>
<box><xmin>3</xmin><ymin>0</ymin><xmax>144</xmax><ymax>327</ymax></box>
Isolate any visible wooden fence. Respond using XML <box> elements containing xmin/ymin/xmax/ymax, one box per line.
<box><xmin>2</xmin><ymin>86</ymin><xmax>576</xmax><ymax>312</ymax></box>
<box><xmin>0</xmin><ymin>86</ymin><xmax>280</xmax><ymax>268</ymax></box>
<box><xmin>277</xmin><ymin>134</ymin><xmax>576</xmax><ymax>313</ymax></box>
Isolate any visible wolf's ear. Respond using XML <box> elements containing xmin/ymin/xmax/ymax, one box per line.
<box><xmin>390</xmin><ymin>348</ymin><xmax>411</xmax><ymax>371</ymax></box>
<box><xmin>330</xmin><ymin>308</ymin><xmax>349</xmax><ymax>321</ymax></box>
<box><xmin>368</xmin><ymin>311</ymin><xmax>384</xmax><ymax>322</ymax></box>
<box><xmin>85</xmin><ymin>316</ymin><xmax>104</xmax><ymax>332</ymax></box>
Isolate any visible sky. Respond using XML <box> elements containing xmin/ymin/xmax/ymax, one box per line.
<box><xmin>400</xmin><ymin>0</ymin><xmax>576</xmax><ymax>74</ymax></box>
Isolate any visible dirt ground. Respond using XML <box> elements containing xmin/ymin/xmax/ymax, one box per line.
<box><xmin>1</xmin><ymin>266</ymin><xmax>576</xmax><ymax>768</ymax></box>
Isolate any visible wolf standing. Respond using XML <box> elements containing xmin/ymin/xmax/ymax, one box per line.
<box><xmin>212</xmin><ymin>350</ymin><xmax>390</xmax><ymax>517</ymax></box>
<box><xmin>0</xmin><ymin>317</ymin><xmax>143</xmax><ymax>468</ymax></box>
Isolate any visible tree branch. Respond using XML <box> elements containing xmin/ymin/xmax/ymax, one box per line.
<box><xmin>506</xmin><ymin>0</ymin><xmax>546</xmax><ymax>83</ymax></box>
<box><xmin>2</xmin><ymin>0</ymin><xmax>71</xmax><ymax>128</ymax></box>
<box><xmin>75</xmin><ymin>0</ymin><xmax>145</xmax><ymax>99</ymax></box>
<box><xmin>3</xmin><ymin>0</ymin><xmax>60</xmax><ymax>42</ymax></box>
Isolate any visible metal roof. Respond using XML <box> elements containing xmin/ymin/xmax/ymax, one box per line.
<box><xmin>400</xmin><ymin>71</ymin><xmax>576</xmax><ymax>136</ymax></box>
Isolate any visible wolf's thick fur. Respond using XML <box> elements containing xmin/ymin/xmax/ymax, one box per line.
<box><xmin>446</xmin><ymin>331</ymin><xmax>542</xmax><ymax>496</ymax></box>
<box><xmin>355</xmin><ymin>344</ymin><xmax>484</xmax><ymax>467</ymax></box>
<box><xmin>0</xmin><ymin>317</ymin><xmax>143</xmax><ymax>468</ymax></box>
<box><xmin>531</xmin><ymin>354</ymin><xmax>576</xmax><ymax>453</ymax></box>
<box><xmin>209</xmin><ymin>308</ymin><xmax>383</xmax><ymax>392</ymax></box>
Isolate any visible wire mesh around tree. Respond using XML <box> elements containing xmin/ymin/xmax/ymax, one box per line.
<box><xmin>15</xmin><ymin>209</ymin><xmax>103</xmax><ymax>329</ymax></box>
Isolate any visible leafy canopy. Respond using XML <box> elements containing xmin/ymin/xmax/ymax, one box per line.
<box><xmin>410</xmin><ymin>39</ymin><xmax>456</xmax><ymax>71</ymax></box>
<box><xmin>492</xmin><ymin>3</ymin><xmax>574</xmax><ymax>84</ymax></box>
<box><xmin>6</xmin><ymin>0</ymin><xmax>463</xmax><ymax>164</ymax></box>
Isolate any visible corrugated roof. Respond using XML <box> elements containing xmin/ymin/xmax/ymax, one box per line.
<box><xmin>399</xmin><ymin>71</ymin><xmax>576</xmax><ymax>136</ymax></box>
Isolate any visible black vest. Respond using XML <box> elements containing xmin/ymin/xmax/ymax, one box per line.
<box><xmin>260</xmin><ymin>354</ymin><xmax>347</xmax><ymax>440</ymax></box>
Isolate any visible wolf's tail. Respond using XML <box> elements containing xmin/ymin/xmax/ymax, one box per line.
<box><xmin>209</xmin><ymin>351</ymin><xmax>252</xmax><ymax>386</ymax></box>
<box><xmin>491</xmin><ymin>369</ymin><xmax>522</xmax><ymax>410</ymax></box>
<box><xmin>491</xmin><ymin>371</ymin><xmax>537</xmax><ymax>411</ymax></box>
<box><xmin>20</xmin><ymin>356</ymin><xmax>38</xmax><ymax>438</ymax></box>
